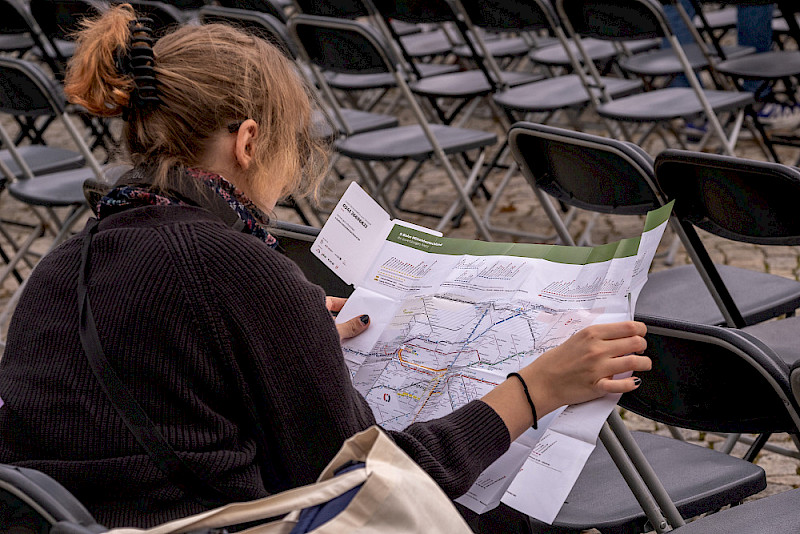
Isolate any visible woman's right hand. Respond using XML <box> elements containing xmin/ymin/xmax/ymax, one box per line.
<box><xmin>482</xmin><ymin>321</ymin><xmax>650</xmax><ymax>440</ymax></box>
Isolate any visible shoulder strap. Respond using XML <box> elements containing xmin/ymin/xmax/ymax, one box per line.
<box><xmin>77</xmin><ymin>218</ymin><xmax>227</xmax><ymax>507</ymax></box>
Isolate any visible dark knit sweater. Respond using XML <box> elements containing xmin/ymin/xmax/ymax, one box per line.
<box><xmin>0</xmin><ymin>204</ymin><xmax>510</xmax><ymax>528</ymax></box>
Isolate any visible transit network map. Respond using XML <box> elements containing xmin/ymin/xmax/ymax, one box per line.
<box><xmin>313</xmin><ymin>183</ymin><xmax>673</xmax><ymax>523</ymax></box>
<box><xmin>347</xmin><ymin>295</ymin><xmax>598</xmax><ymax>431</ymax></box>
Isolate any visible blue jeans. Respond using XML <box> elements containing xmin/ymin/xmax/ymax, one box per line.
<box><xmin>663</xmin><ymin>1</ymin><xmax>774</xmax><ymax>92</ymax></box>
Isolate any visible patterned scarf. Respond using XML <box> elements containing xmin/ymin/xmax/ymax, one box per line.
<box><xmin>97</xmin><ymin>167</ymin><xmax>278</xmax><ymax>248</ymax></box>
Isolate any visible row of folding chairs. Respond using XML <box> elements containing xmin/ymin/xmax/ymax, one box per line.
<box><xmin>4</xmin><ymin>0</ymin><xmax>797</xmax><ymax>243</ymax></box>
<box><xmin>268</xmin><ymin>0</ymin><xmax>798</xmax><ymax>242</ymax></box>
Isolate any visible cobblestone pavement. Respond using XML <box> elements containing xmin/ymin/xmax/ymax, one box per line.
<box><xmin>1</xmin><ymin>79</ymin><xmax>798</xmax><ymax>532</ymax></box>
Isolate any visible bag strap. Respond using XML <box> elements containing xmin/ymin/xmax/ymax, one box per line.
<box><xmin>105</xmin><ymin>466</ymin><xmax>368</xmax><ymax>534</ymax></box>
<box><xmin>77</xmin><ymin>217</ymin><xmax>227</xmax><ymax>507</ymax></box>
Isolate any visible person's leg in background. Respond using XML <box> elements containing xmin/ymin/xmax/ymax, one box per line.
<box><xmin>738</xmin><ymin>4</ymin><xmax>800</xmax><ymax>129</ymax></box>
<box><xmin>662</xmin><ymin>0</ymin><xmax>697</xmax><ymax>88</ymax></box>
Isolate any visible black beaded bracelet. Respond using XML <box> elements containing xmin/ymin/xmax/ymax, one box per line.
<box><xmin>507</xmin><ymin>372</ymin><xmax>538</xmax><ymax>429</ymax></box>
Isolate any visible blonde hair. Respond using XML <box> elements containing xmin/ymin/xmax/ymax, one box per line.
<box><xmin>65</xmin><ymin>4</ymin><xmax>329</xmax><ymax>204</ymax></box>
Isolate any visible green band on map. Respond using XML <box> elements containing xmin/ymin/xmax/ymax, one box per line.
<box><xmin>643</xmin><ymin>200</ymin><xmax>674</xmax><ymax>232</ymax></box>
<box><xmin>386</xmin><ymin>200</ymin><xmax>674</xmax><ymax>264</ymax></box>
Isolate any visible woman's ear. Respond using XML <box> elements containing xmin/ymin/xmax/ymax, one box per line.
<box><xmin>233</xmin><ymin>119</ymin><xmax>259</xmax><ymax>170</ymax></box>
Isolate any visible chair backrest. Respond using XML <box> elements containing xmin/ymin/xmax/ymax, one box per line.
<box><xmin>456</xmin><ymin>0</ymin><xmax>557</xmax><ymax>33</ymax></box>
<box><xmin>291</xmin><ymin>0</ymin><xmax>368</xmax><ymax>19</ymax></box>
<box><xmin>622</xmin><ymin>314</ymin><xmax>800</xmax><ymax>435</ymax></box>
<box><xmin>0</xmin><ymin>56</ymin><xmax>66</xmax><ymax>116</ymax></box>
<box><xmin>370</xmin><ymin>0</ymin><xmax>452</xmax><ymax>24</ymax></box>
<box><xmin>0</xmin><ymin>0</ymin><xmax>39</xmax><ymax>34</ymax></box>
<box><xmin>214</xmin><ymin>0</ymin><xmax>287</xmax><ymax>22</ymax></box>
<box><xmin>163</xmin><ymin>0</ymin><xmax>206</xmax><ymax>8</ymax></box>
<box><xmin>198</xmin><ymin>5</ymin><xmax>295</xmax><ymax>56</ymax></box>
<box><xmin>507</xmin><ymin>121</ymin><xmax>663</xmax><ymax>217</ymax></box>
<box><xmin>0</xmin><ymin>57</ymin><xmax>105</xmax><ymax>181</ymax></box>
<box><xmin>556</xmin><ymin>0</ymin><xmax>668</xmax><ymax>41</ymax></box>
<box><xmin>0</xmin><ymin>0</ymin><xmax>67</xmax><ymax>76</ymax></box>
<box><xmin>29</xmin><ymin>0</ymin><xmax>102</xmax><ymax>41</ymax></box>
<box><xmin>0</xmin><ymin>464</ymin><xmax>105</xmax><ymax>533</ymax></box>
<box><xmin>123</xmin><ymin>0</ymin><xmax>183</xmax><ymax>35</ymax></box>
<box><xmin>654</xmin><ymin>149</ymin><xmax>800</xmax><ymax>246</ymax></box>
<box><xmin>289</xmin><ymin>14</ymin><xmax>398</xmax><ymax>75</ymax></box>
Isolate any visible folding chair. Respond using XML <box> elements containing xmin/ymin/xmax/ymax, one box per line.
<box><xmin>506</xmin><ymin>121</ymin><xmax>800</xmax><ymax>328</ymax></box>
<box><xmin>28</xmin><ymin>0</ymin><xmax>121</xmax><ymax>157</ymax></box>
<box><xmin>555</xmin><ymin>0</ymin><xmax>776</xmax><ymax>161</ymax></box>
<box><xmin>290</xmin><ymin>0</ymin><xmax>459</xmax><ymax>109</ymax></box>
<box><xmin>0</xmin><ymin>463</ymin><xmax>106</xmax><ymax>533</ymax></box>
<box><xmin>215</xmin><ymin>0</ymin><xmax>289</xmax><ymax>22</ymax></box>
<box><xmin>0</xmin><ymin>0</ymin><xmax>36</xmax><ymax>57</ymax></box>
<box><xmin>625</xmin><ymin>312</ymin><xmax>800</xmax><ymax>458</ymax></box>
<box><xmin>653</xmin><ymin>148</ymin><xmax>800</xmax><ymax>328</ymax></box>
<box><xmin>671</xmin><ymin>487</ymin><xmax>800</xmax><ymax>533</ymax></box>
<box><xmin>0</xmin><ymin>57</ymin><xmax>106</xmax><ymax>341</ymax></box>
<box><xmin>119</xmin><ymin>0</ymin><xmax>185</xmax><ymax>34</ymax></box>
<box><xmin>0</xmin><ymin>0</ymin><xmax>76</xmax><ymax>147</ymax></box>
<box><xmin>288</xmin><ymin>14</ymin><xmax>498</xmax><ymax>240</ymax></box>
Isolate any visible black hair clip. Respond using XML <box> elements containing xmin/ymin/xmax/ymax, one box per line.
<box><xmin>117</xmin><ymin>17</ymin><xmax>160</xmax><ymax>120</ymax></box>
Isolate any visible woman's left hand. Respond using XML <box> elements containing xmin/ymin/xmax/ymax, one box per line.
<box><xmin>326</xmin><ymin>296</ymin><xmax>370</xmax><ymax>341</ymax></box>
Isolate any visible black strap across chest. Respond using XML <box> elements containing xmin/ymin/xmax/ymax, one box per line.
<box><xmin>77</xmin><ymin>217</ymin><xmax>228</xmax><ymax>507</ymax></box>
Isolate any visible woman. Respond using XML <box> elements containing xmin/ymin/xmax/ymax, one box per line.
<box><xmin>0</xmin><ymin>5</ymin><xmax>650</xmax><ymax>529</ymax></box>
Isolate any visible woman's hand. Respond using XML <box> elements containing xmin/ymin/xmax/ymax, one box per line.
<box><xmin>527</xmin><ymin>321</ymin><xmax>650</xmax><ymax>409</ymax></box>
<box><xmin>482</xmin><ymin>321</ymin><xmax>650</xmax><ymax>440</ymax></box>
<box><xmin>326</xmin><ymin>296</ymin><xmax>370</xmax><ymax>341</ymax></box>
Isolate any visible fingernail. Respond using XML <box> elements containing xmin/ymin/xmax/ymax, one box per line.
<box><xmin>632</xmin><ymin>377</ymin><xmax>642</xmax><ymax>387</ymax></box>
<box><xmin>360</xmin><ymin>314</ymin><xmax>370</xmax><ymax>325</ymax></box>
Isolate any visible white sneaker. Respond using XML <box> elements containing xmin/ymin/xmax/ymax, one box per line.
<box><xmin>758</xmin><ymin>103</ymin><xmax>800</xmax><ymax>132</ymax></box>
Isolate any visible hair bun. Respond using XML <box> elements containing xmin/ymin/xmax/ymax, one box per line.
<box><xmin>65</xmin><ymin>4</ymin><xmax>138</xmax><ymax>117</ymax></box>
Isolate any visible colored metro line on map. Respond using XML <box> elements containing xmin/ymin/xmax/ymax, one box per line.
<box><xmin>344</xmin><ymin>294</ymin><xmax>600</xmax><ymax>431</ymax></box>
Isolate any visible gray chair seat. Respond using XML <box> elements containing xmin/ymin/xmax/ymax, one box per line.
<box><xmin>8</xmin><ymin>167</ymin><xmax>92</xmax><ymax>206</ymax></box>
<box><xmin>410</xmin><ymin>69</ymin><xmax>541</xmax><ymax>99</ymax></box>
<box><xmin>637</xmin><ymin>265</ymin><xmax>800</xmax><ymax>327</ymax></box>
<box><xmin>390</xmin><ymin>18</ymin><xmax>421</xmax><ymax>36</ymax></box>
<box><xmin>535</xmin><ymin>430</ymin><xmax>765</xmax><ymax>533</ymax></box>
<box><xmin>671</xmin><ymin>488</ymin><xmax>800</xmax><ymax>534</ymax></box>
<box><xmin>399</xmin><ymin>28</ymin><xmax>453</xmax><ymax>57</ymax></box>
<box><xmin>494</xmin><ymin>74</ymin><xmax>642</xmax><ymax>113</ymax></box>
<box><xmin>325</xmin><ymin>62</ymin><xmax>459</xmax><ymax>91</ymax></box>
<box><xmin>30</xmin><ymin>38</ymin><xmax>75</xmax><ymax>60</ymax></box>
<box><xmin>598</xmin><ymin>87</ymin><xmax>755</xmax><ymax>122</ymax></box>
<box><xmin>335</xmin><ymin>124</ymin><xmax>496</xmax><ymax>161</ymax></box>
<box><xmin>772</xmin><ymin>13</ymin><xmax>800</xmax><ymax>34</ymax></box>
<box><xmin>695</xmin><ymin>6</ymin><xmax>737</xmax><ymax>32</ymax></box>
<box><xmin>620</xmin><ymin>43</ymin><xmax>755</xmax><ymax>77</ymax></box>
<box><xmin>530</xmin><ymin>37</ymin><xmax>659</xmax><ymax>67</ymax></box>
<box><xmin>313</xmin><ymin>108</ymin><xmax>399</xmax><ymax>139</ymax></box>
<box><xmin>453</xmin><ymin>36</ymin><xmax>531</xmax><ymax>59</ymax></box>
<box><xmin>325</xmin><ymin>70</ymin><xmax>397</xmax><ymax>90</ymax></box>
<box><xmin>742</xmin><ymin>315</ymin><xmax>800</xmax><ymax>369</ymax></box>
<box><xmin>0</xmin><ymin>33</ymin><xmax>34</xmax><ymax>52</ymax></box>
<box><xmin>717</xmin><ymin>50</ymin><xmax>800</xmax><ymax>80</ymax></box>
<box><xmin>1</xmin><ymin>146</ymin><xmax>84</xmax><ymax>179</ymax></box>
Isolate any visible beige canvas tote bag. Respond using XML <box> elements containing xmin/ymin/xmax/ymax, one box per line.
<box><xmin>105</xmin><ymin>426</ymin><xmax>473</xmax><ymax>534</ymax></box>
